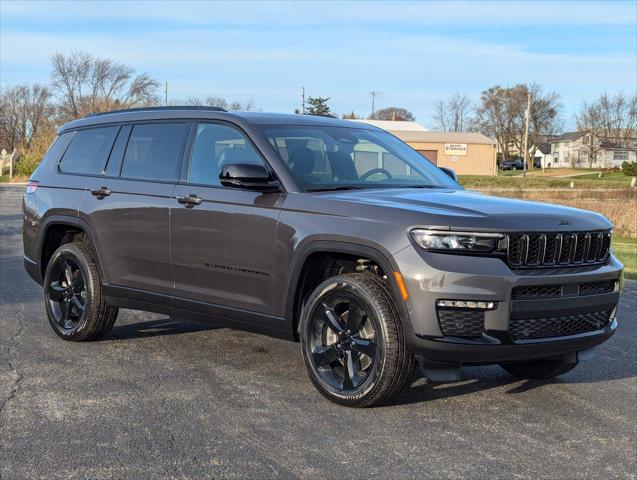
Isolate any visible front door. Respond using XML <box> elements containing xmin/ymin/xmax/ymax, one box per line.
<box><xmin>170</xmin><ymin>122</ymin><xmax>283</xmax><ymax>324</ymax></box>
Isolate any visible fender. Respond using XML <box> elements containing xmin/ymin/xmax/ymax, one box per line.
<box><xmin>282</xmin><ymin>239</ymin><xmax>414</xmax><ymax>338</ymax></box>
<box><xmin>37</xmin><ymin>214</ymin><xmax>108</xmax><ymax>283</ymax></box>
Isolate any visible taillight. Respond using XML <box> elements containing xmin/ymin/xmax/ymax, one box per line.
<box><xmin>25</xmin><ymin>180</ymin><xmax>39</xmax><ymax>194</ymax></box>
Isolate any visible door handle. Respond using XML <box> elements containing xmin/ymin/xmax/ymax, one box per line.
<box><xmin>176</xmin><ymin>194</ymin><xmax>202</xmax><ymax>207</ymax></box>
<box><xmin>90</xmin><ymin>187</ymin><xmax>111</xmax><ymax>198</ymax></box>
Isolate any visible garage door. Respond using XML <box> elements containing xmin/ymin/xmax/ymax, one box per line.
<box><xmin>417</xmin><ymin>150</ymin><xmax>438</xmax><ymax>164</ymax></box>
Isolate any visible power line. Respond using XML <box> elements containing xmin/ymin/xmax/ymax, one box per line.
<box><xmin>370</xmin><ymin>91</ymin><xmax>383</xmax><ymax>117</ymax></box>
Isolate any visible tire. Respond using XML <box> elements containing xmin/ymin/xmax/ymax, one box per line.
<box><xmin>500</xmin><ymin>359</ymin><xmax>577</xmax><ymax>379</ymax></box>
<box><xmin>43</xmin><ymin>242</ymin><xmax>118</xmax><ymax>341</ymax></box>
<box><xmin>300</xmin><ymin>273</ymin><xmax>415</xmax><ymax>407</ymax></box>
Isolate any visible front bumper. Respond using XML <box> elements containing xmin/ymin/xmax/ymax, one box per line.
<box><xmin>393</xmin><ymin>246</ymin><xmax>623</xmax><ymax>364</ymax></box>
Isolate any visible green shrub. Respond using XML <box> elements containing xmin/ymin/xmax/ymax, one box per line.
<box><xmin>15</xmin><ymin>152</ymin><xmax>41</xmax><ymax>177</ymax></box>
<box><xmin>622</xmin><ymin>161</ymin><xmax>637</xmax><ymax>176</ymax></box>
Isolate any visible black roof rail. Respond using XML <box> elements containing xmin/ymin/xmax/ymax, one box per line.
<box><xmin>84</xmin><ymin>105</ymin><xmax>228</xmax><ymax>118</ymax></box>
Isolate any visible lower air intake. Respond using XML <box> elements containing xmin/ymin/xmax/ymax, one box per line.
<box><xmin>437</xmin><ymin>309</ymin><xmax>485</xmax><ymax>338</ymax></box>
<box><xmin>510</xmin><ymin>310</ymin><xmax>611</xmax><ymax>340</ymax></box>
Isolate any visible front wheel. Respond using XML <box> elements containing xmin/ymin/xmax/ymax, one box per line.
<box><xmin>500</xmin><ymin>358</ymin><xmax>577</xmax><ymax>379</ymax></box>
<box><xmin>300</xmin><ymin>273</ymin><xmax>414</xmax><ymax>407</ymax></box>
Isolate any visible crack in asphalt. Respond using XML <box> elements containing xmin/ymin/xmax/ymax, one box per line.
<box><xmin>0</xmin><ymin>304</ymin><xmax>25</xmax><ymax>416</ymax></box>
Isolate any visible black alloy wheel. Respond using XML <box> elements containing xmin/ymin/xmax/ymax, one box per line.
<box><xmin>46</xmin><ymin>255</ymin><xmax>86</xmax><ymax>332</ymax></box>
<box><xmin>309</xmin><ymin>294</ymin><xmax>378</xmax><ymax>391</ymax></box>
<box><xmin>300</xmin><ymin>273</ymin><xmax>415</xmax><ymax>407</ymax></box>
<box><xmin>43</xmin><ymin>242</ymin><xmax>119</xmax><ymax>341</ymax></box>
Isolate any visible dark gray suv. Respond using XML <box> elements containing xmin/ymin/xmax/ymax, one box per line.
<box><xmin>23</xmin><ymin>107</ymin><xmax>623</xmax><ymax>407</ymax></box>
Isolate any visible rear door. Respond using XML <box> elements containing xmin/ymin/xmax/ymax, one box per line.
<box><xmin>170</xmin><ymin>121</ymin><xmax>283</xmax><ymax>324</ymax></box>
<box><xmin>79</xmin><ymin>121</ymin><xmax>190</xmax><ymax>297</ymax></box>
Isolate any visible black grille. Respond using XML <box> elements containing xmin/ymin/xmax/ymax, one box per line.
<box><xmin>512</xmin><ymin>285</ymin><xmax>562</xmax><ymax>300</ymax></box>
<box><xmin>579</xmin><ymin>280</ymin><xmax>616</xmax><ymax>296</ymax></box>
<box><xmin>507</xmin><ymin>231</ymin><xmax>610</xmax><ymax>268</ymax></box>
<box><xmin>510</xmin><ymin>310</ymin><xmax>611</xmax><ymax>340</ymax></box>
<box><xmin>437</xmin><ymin>309</ymin><xmax>484</xmax><ymax>338</ymax></box>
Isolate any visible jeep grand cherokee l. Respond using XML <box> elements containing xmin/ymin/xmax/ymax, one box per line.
<box><xmin>23</xmin><ymin>106</ymin><xmax>623</xmax><ymax>407</ymax></box>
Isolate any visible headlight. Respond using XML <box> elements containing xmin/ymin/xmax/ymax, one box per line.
<box><xmin>411</xmin><ymin>229</ymin><xmax>504</xmax><ymax>253</ymax></box>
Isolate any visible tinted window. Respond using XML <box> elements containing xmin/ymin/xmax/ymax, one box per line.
<box><xmin>121</xmin><ymin>123</ymin><xmax>188</xmax><ymax>182</ymax></box>
<box><xmin>104</xmin><ymin>125</ymin><xmax>131</xmax><ymax>177</ymax></box>
<box><xmin>59</xmin><ymin>126</ymin><xmax>118</xmax><ymax>175</ymax></box>
<box><xmin>188</xmin><ymin>123</ymin><xmax>265</xmax><ymax>186</ymax></box>
<box><xmin>261</xmin><ymin>126</ymin><xmax>459</xmax><ymax>190</ymax></box>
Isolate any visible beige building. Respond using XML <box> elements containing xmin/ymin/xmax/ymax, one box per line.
<box><xmin>354</xmin><ymin>120</ymin><xmax>497</xmax><ymax>176</ymax></box>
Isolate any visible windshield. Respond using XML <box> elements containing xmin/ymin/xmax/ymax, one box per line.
<box><xmin>259</xmin><ymin>125</ymin><xmax>460</xmax><ymax>191</ymax></box>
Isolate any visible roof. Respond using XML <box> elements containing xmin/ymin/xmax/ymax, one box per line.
<box><xmin>352</xmin><ymin>119</ymin><xmax>428</xmax><ymax>132</ymax></box>
<box><xmin>552</xmin><ymin>131</ymin><xmax>586</xmax><ymax>142</ymax></box>
<box><xmin>538</xmin><ymin>142</ymin><xmax>551</xmax><ymax>154</ymax></box>
<box><xmin>388</xmin><ymin>130</ymin><xmax>496</xmax><ymax>145</ymax></box>
<box><xmin>58</xmin><ymin>109</ymin><xmax>382</xmax><ymax>134</ymax></box>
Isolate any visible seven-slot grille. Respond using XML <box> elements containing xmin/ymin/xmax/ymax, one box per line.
<box><xmin>507</xmin><ymin>231</ymin><xmax>611</xmax><ymax>268</ymax></box>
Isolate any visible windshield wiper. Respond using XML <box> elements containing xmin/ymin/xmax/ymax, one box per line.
<box><xmin>396</xmin><ymin>184</ymin><xmax>445</xmax><ymax>189</ymax></box>
<box><xmin>306</xmin><ymin>186</ymin><xmax>364</xmax><ymax>192</ymax></box>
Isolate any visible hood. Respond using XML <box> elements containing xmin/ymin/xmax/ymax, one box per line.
<box><xmin>316</xmin><ymin>188</ymin><xmax>612</xmax><ymax>232</ymax></box>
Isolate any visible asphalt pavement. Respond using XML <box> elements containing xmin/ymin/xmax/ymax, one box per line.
<box><xmin>1</xmin><ymin>184</ymin><xmax>635</xmax><ymax>479</ymax></box>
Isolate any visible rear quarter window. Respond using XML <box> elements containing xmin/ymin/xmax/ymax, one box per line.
<box><xmin>59</xmin><ymin>126</ymin><xmax>119</xmax><ymax>175</ymax></box>
<box><xmin>120</xmin><ymin>123</ymin><xmax>189</xmax><ymax>182</ymax></box>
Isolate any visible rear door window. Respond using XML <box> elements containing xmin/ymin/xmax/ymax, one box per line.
<box><xmin>59</xmin><ymin>126</ymin><xmax>118</xmax><ymax>175</ymax></box>
<box><xmin>121</xmin><ymin>123</ymin><xmax>189</xmax><ymax>182</ymax></box>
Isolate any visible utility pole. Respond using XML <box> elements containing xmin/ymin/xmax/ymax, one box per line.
<box><xmin>301</xmin><ymin>86</ymin><xmax>305</xmax><ymax>114</ymax></box>
<box><xmin>370</xmin><ymin>91</ymin><xmax>383</xmax><ymax>118</ymax></box>
<box><xmin>522</xmin><ymin>90</ymin><xmax>531</xmax><ymax>178</ymax></box>
<box><xmin>164</xmin><ymin>82</ymin><xmax>168</xmax><ymax>106</ymax></box>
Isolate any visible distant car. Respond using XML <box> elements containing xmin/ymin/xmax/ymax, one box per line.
<box><xmin>500</xmin><ymin>158</ymin><xmax>525</xmax><ymax>170</ymax></box>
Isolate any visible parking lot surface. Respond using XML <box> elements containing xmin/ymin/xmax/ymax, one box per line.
<box><xmin>1</xmin><ymin>184</ymin><xmax>635</xmax><ymax>479</ymax></box>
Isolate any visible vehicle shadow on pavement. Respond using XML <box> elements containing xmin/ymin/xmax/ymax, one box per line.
<box><xmin>392</xmin><ymin>373</ymin><xmax>520</xmax><ymax>406</ymax></box>
<box><xmin>390</xmin><ymin>360</ymin><xmax>636</xmax><ymax>406</ymax></box>
<box><xmin>105</xmin><ymin>317</ymin><xmax>219</xmax><ymax>340</ymax></box>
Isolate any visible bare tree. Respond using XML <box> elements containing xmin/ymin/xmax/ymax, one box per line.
<box><xmin>51</xmin><ymin>52</ymin><xmax>160</xmax><ymax>120</ymax></box>
<box><xmin>179</xmin><ymin>95</ymin><xmax>256</xmax><ymax>111</ymax></box>
<box><xmin>575</xmin><ymin>102</ymin><xmax>604</xmax><ymax>167</ymax></box>
<box><xmin>369</xmin><ymin>107</ymin><xmax>415</xmax><ymax>121</ymax></box>
<box><xmin>433</xmin><ymin>93</ymin><xmax>473</xmax><ymax>132</ymax></box>
<box><xmin>512</xmin><ymin>83</ymin><xmax>562</xmax><ymax>166</ymax></box>
<box><xmin>474</xmin><ymin>83</ymin><xmax>562</xmax><ymax>163</ymax></box>
<box><xmin>575</xmin><ymin>93</ymin><xmax>637</xmax><ymax>165</ymax></box>
<box><xmin>473</xmin><ymin>86</ymin><xmax>517</xmax><ymax>160</ymax></box>
<box><xmin>341</xmin><ymin>111</ymin><xmax>361</xmax><ymax>119</ymax></box>
<box><xmin>0</xmin><ymin>83</ymin><xmax>53</xmax><ymax>151</ymax></box>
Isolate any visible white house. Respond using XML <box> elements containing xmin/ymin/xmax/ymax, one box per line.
<box><xmin>547</xmin><ymin>131</ymin><xmax>636</xmax><ymax>169</ymax></box>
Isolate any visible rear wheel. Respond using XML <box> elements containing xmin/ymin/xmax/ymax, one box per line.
<box><xmin>44</xmin><ymin>242</ymin><xmax>118</xmax><ymax>341</ymax></box>
<box><xmin>500</xmin><ymin>358</ymin><xmax>577</xmax><ymax>379</ymax></box>
<box><xmin>300</xmin><ymin>273</ymin><xmax>414</xmax><ymax>407</ymax></box>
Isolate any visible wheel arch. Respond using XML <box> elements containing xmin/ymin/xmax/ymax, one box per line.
<box><xmin>284</xmin><ymin>240</ymin><xmax>412</xmax><ymax>340</ymax></box>
<box><xmin>38</xmin><ymin>215</ymin><xmax>107</xmax><ymax>282</ymax></box>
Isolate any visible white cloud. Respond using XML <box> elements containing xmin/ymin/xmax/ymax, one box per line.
<box><xmin>1</xmin><ymin>1</ymin><xmax>635</xmax><ymax>122</ymax></box>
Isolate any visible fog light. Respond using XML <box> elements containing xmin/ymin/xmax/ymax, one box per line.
<box><xmin>436</xmin><ymin>300</ymin><xmax>497</xmax><ymax>310</ymax></box>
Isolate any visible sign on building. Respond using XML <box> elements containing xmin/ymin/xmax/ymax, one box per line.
<box><xmin>444</xmin><ymin>144</ymin><xmax>467</xmax><ymax>156</ymax></box>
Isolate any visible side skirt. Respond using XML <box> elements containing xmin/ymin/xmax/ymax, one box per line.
<box><xmin>102</xmin><ymin>283</ymin><xmax>295</xmax><ymax>341</ymax></box>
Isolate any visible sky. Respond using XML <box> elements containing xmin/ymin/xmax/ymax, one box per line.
<box><xmin>1</xmin><ymin>0</ymin><xmax>636</xmax><ymax>128</ymax></box>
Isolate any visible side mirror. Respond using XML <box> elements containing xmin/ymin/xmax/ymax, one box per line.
<box><xmin>439</xmin><ymin>167</ymin><xmax>458</xmax><ymax>182</ymax></box>
<box><xmin>219</xmin><ymin>163</ymin><xmax>280</xmax><ymax>192</ymax></box>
